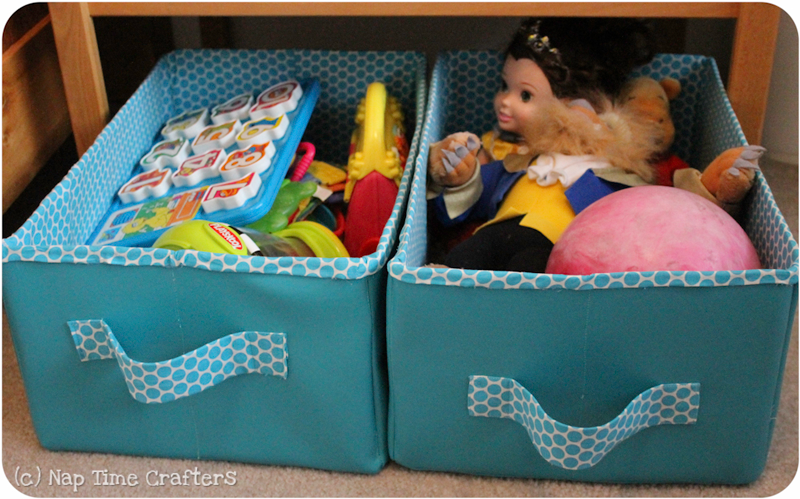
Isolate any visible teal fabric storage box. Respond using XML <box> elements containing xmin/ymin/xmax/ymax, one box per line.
<box><xmin>2</xmin><ymin>49</ymin><xmax>426</xmax><ymax>474</ymax></box>
<box><xmin>386</xmin><ymin>52</ymin><xmax>798</xmax><ymax>483</ymax></box>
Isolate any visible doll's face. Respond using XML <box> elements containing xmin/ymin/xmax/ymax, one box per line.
<box><xmin>494</xmin><ymin>57</ymin><xmax>555</xmax><ymax>134</ymax></box>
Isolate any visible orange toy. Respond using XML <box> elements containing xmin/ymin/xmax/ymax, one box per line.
<box><xmin>616</xmin><ymin>77</ymin><xmax>763</xmax><ymax>218</ymax></box>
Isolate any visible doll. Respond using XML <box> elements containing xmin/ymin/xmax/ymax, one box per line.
<box><xmin>427</xmin><ymin>18</ymin><xmax>659</xmax><ymax>273</ymax></box>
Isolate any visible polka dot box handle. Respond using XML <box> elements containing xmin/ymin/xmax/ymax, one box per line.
<box><xmin>468</xmin><ymin>376</ymin><xmax>700</xmax><ymax>470</ymax></box>
<box><xmin>68</xmin><ymin>320</ymin><xmax>287</xmax><ymax>404</ymax></box>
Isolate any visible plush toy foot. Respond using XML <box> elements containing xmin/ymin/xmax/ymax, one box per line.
<box><xmin>429</xmin><ymin>132</ymin><xmax>481</xmax><ymax>187</ymax></box>
<box><xmin>715</xmin><ymin>145</ymin><xmax>763</xmax><ymax>204</ymax></box>
<box><xmin>674</xmin><ymin>145</ymin><xmax>764</xmax><ymax>219</ymax></box>
<box><xmin>702</xmin><ymin>145</ymin><xmax>763</xmax><ymax>205</ymax></box>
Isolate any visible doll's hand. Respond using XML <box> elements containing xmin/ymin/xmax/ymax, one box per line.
<box><xmin>428</xmin><ymin>132</ymin><xmax>481</xmax><ymax>187</ymax></box>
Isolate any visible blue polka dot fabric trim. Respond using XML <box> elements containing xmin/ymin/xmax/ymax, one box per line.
<box><xmin>68</xmin><ymin>320</ymin><xmax>287</xmax><ymax>404</ymax></box>
<box><xmin>468</xmin><ymin>376</ymin><xmax>700</xmax><ymax>470</ymax></box>
<box><xmin>2</xmin><ymin>49</ymin><xmax>427</xmax><ymax>281</ymax></box>
<box><xmin>388</xmin><ymin>52</ymin><xmax>798</xmax><ymax>290</ymax></box>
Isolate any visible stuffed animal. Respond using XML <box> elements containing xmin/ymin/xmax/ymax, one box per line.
<box><xmin>614</xmin><ymin>76</ymin><xmax>689</xmax><ymax>186</ymax></box>
<box><xmin>618</xmin><ymin>76</ymin><xmax>681</xmax><ymax>144</ymax></box>
<box><xmin>673</xmin><ymin>145</ymin><xmax>764</xmax><ymax>218</ymax></box>
<box><xmin>611</xmin><ymin>76</ymin><xmax>762</xmax><ymax>218</ymax></box>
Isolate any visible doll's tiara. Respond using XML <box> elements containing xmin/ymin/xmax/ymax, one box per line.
<box><xmin>524</xmin><ymin>21</ymin><xmax>560</xmax><ymax>56</ymax></box>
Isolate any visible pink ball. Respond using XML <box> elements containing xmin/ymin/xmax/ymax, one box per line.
<box><xmin>546</xmin><ymin>186</ymin><xmax>761</xmax><ymax>274</ymax></box>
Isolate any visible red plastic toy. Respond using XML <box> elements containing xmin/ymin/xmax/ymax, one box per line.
<box><xmin>343</xmin><ymin>82</ymin><xmax>408</xmax><ymax>257</ymax></box>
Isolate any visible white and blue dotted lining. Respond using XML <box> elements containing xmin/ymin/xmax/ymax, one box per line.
<box><xmin>388</xmin><ymin>52</ymin><xmax>798</xmax><ymax>290</ymax></box>
<box><xmin>468</xmin><ymin>376</ymin><xmax>700</xmax><ymax>470</ymax></box>
<box><xmin>68</xmin><ymin>319</ymin><xmax>287</xmax><ymax>404</ymax></box>
<box><xmin>2</xmin><ymin>50</ymin><xmax>427</xmax><ymax>280</ymax></box>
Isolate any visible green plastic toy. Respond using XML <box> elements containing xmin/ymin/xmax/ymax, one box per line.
<box><xmin>246</xmin><ymin>180</ymin><xmax>319</xmax><ymax>234</ymax></box>
<box><xmin>272</xmin><ymin>221</ymin><xmax>348</xmax><ymax>259</ymax></box>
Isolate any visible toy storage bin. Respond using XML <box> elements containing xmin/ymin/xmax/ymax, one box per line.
<box><xmin>2</xmin><ymin>49</ymin><xmax>426</xmax><ymax>474</ymax></box>
<box><xmin>386</xmin><ymin>52</ymin><xmax>798</xmax><ymax>484</ymax></box>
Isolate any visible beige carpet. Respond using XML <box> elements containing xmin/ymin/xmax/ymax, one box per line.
<box><xmin>3</xmin><ymin>159</ymin><xmax>797</xmax><ymax>497</ymax></box>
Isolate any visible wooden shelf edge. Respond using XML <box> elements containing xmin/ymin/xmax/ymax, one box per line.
<box><xmin>2</xmin><ymin>13</ymin><xmax>71</xmax><ymax>212</ymax></box>
<box><xmin>87</xmin><ymin>2</ymin><xmax>742</xmax><ymax>18</ymax></box>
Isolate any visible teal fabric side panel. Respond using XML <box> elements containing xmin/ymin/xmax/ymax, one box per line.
<box><xmin>368</xmin><ymin>269</ymin><xmax>390</xmax><ymax>466</ymax></box>
<box><xmin>183</xmin><ymin>267</ymin><xmax>388</xmax><ymax>473</ymax></box>
<box><xmin>3</xmin><ymin>263</ymin><xmax>199</xmax><ymax>458</ymax></box>
<box><xmin>3</xmin><ymin>261</ymin><xmax>387</xmax><ymax>473</ymax></box>
<box><xmin>386</xmin><ymin>278</ymin><xmax>794</xmax><ymax>483</ymax></box>
<box><xmin>763</xmin><ymin>283</ymin><xmax>799</xmax><ymax>461</ymax></box>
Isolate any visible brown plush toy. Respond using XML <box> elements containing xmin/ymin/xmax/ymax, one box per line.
<box><xmin>674</xmin><ymin>145</ymin><xmax>764</xmax><ymax>218</ymax></box>
<box><xmin>614</xmin><ymin>76</ymin><xmax>688</xmax><ymax>185</ymax></box>
<box><xmin>617</xmin><ymin>76</ymin><xmax>763</xmax><ymax>218</ymax></box>
<box><xmin>617</xmin><ymin>76</ymin><xmax>681</xmax><ymax>147</ymax></box>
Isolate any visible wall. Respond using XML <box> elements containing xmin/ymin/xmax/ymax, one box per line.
<box><xmin>761</xmin><ymin>9</ymin><xmax>798</xmax><ymax>165</ymax></box>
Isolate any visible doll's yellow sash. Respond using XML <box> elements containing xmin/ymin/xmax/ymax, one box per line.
<box><xmin>476</xmin><ymin>178</ymin><xmax>574</xmax><ymax>243</ymax></box>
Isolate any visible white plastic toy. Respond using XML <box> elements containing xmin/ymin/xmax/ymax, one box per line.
<box><xmin>236</xmin><ymin>116</ymin><xmax>290</xmax><ymax>149</ymax></box>
<box><xmin>140</xmin><ymin>137</ymin><xmax>191</xmax><ymax>171</ymax></box>
<box><xmin>249</xmin><ymin>80</ymin><xmax>303</xmax><ymax>120</ymax></box>
<box><xmin>201</xmin><ymin>172</ymin><xmax>263</xmax><ymax>213</ymax></box>
<box><xmin>161</xmin><ymin>108</ymin><xmax>209</xmax><ymax>140</ymax></box>
<box><xmin>191</xmin><ymin>120</ymin><xmax>243</xmax><ymax>154</ymax></box>
<box><xmin>211</xmin><ymin>93</ymin><xmax>254</xmax><ymax>124</ymax></box>
<box><xmin>219</xmin><ymin>142</ymin><xmax>276</xmax><ymax>181</ymax></box>
<box><xmin>172</xmin><ymin>149</ymin><xmax>227</xmax><ymax>187</ymax></box>
<box><xmin>118</xmin><ymin>168</ymin><xmax>173</xmax><ymax>204</ymax></box>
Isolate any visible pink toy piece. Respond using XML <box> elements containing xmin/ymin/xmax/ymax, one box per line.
<box><xmin>219</xmin><ymin>142</ymin><xmax>276</xmax><ymax>181</ymax></box>
<box><xmin>140</xmin><ymin>137</ymin><xmax>191</xmax><ymax>171</ymax></box>
<box><xmin>236</xmin><ymin>116</ymin><xmax>290</xmax><ymax>148</ymax></box>
<box><xmin>172</xmin><ymin>149</ymin><xmax>227</xmax><ymax>187</ymax></box>
<box><xmin>289</xmin><ymin>142</ymin><xmax>316</xmax><ymax>182</ymax></box>
<box><xmin>546</xmin><ymin>185</ymin><xmax>761</xmax><ymax>275</ymax></box>
<box><xmin>249</xmin><ymin>80</ymin><xmax>303</xmax><ymax>120</ymax></box>
<box><xmin>192</xmin><ymin>120</ymin><xmax>243</xmax><ymax>155</ymax></box>
<box><xmin>211</xmin><ymin>93</ymin><xmax>254</xmax><ymax>124</ymax></box>
<box><xmin>118</xmin><ymin>168</ymin><xmax>173</xmax><ymax>204</ymax></box>
<box><xmin>201</xmin><ymin>172</ymin><xmax>263</xmax><ymax>213</ymax></box>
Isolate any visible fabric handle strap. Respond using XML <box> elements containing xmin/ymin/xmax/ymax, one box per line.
<box><xmin>468</xmin><ymin>375</ymin><xmax>700</xmax><ymax>470</ymax></box>
<box><xmin>68</xmin><ymin>319</ymin><xmax>287</xmax><ymax>404</ymax></box>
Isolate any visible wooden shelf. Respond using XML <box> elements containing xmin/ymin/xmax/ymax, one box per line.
<box><xmin>85</xmin><ymin>2</ymin><xmax>743</xmax><ymax>18</ymax></box>
<box><xmin>3</xmin><ymin>13</ymin><xmax>71</xmax><ymax>212</ymax></box>
<box><xmin>48</xmin><ymin>2</ymin><xmax>781</xmax><ymax>157</ymax></box>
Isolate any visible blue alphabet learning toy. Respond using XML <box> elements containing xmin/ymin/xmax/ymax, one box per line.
<box><xmin>87</xmin><ymin>79</ymin><xmax>320</xmax><ymax>248</ymax></box>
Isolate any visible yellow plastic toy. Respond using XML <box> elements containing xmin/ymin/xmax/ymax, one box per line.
<box><xmin>343</xmin><ymin>82</ymin><xmax>409</xmax><ymax>257</ymax></box>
